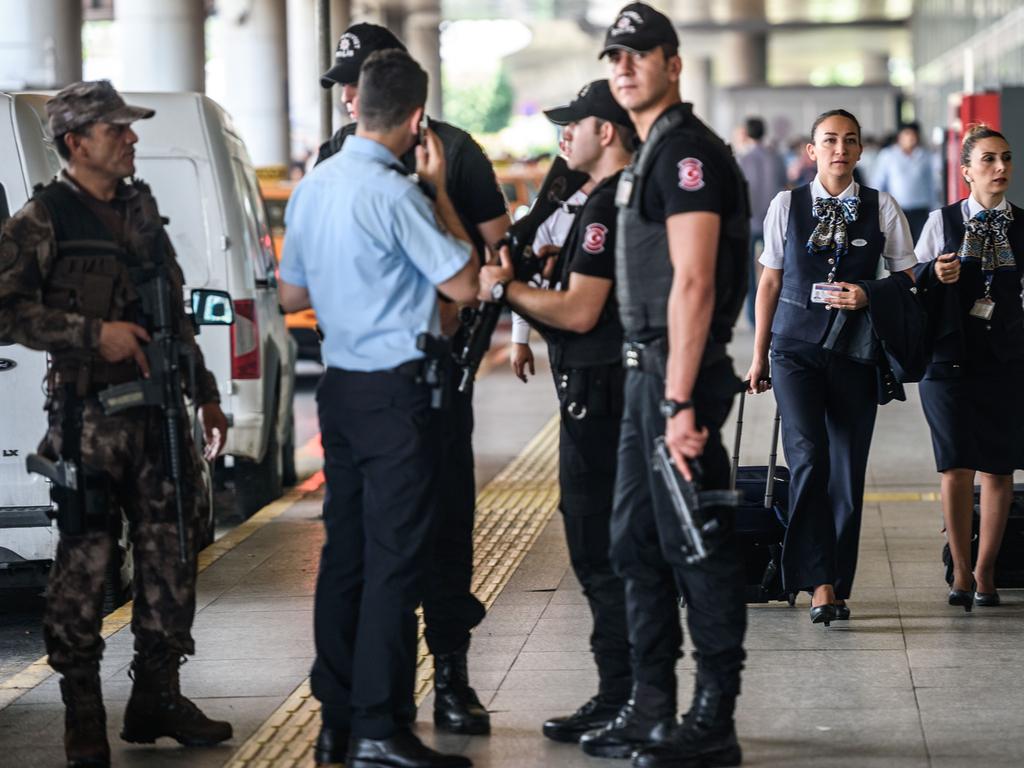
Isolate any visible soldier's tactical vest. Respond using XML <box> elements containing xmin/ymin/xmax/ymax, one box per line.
<box><xmin>34</xmin><ymin>179</ymin><xmax>162</xmax><ymax>388</ymax></box>
<box><xmin>939</xmin><ymin>199</ymin><xmax>1024</xmax><ymax>363</ymax></box>
<box><xmin>614</xmin><ymin>103</ymin><xmax>751</xmax><ymax>350</ymax></box>
<box><xmin>771</xmin><ymin>184</ymin><xmax>884</xmax><ymax>345</ymax></box>
<box><xmin>548</xmin><ymin>175</ymin><xmax>624</xmax><ymax>371</ymax></box>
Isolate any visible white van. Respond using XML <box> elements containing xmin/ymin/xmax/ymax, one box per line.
<box><xmin>0</xmin><ymin>92</ymin><xmax>61</xmax><ymax>588</ymax></box>
<box><xmin>124</xmin><ymin>92</ymin><xmax>297</xmax><ymax>515</ymax></box>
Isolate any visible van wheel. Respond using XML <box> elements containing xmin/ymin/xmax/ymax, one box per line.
<box><xmin>234</xmin><ymin>412</ymin><xmax>283</xmax><ymax>518</ymax></box>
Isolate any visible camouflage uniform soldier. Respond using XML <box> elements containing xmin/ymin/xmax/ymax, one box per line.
<box><xmin>0</xmin><ymin>80</ymin><xmax>232</xmax><ymax>768</ymax></box>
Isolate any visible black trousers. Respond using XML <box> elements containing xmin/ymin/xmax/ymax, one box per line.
<box><xmin>904</xmin><ymin>207</ymin><xmax>930</xmax><ymax>244</ymax></box>
<box><xmin>423</xmin><ymin>382</ymin><xmax>486</xmax><ymax>656</ymax></box>
<box><xmin>610</xmin><ymin>361</ymin><xmax>747</xmax><ymax>707</ymax></box>
<box><xmin>311</xmin><ymin>369</ymin><xmax>439</xmax><ymax>739</ymax></box>
<box><xmin>558</xmin><ymin>371</ymin><xmax>632</xmax><ymax>702</ymax></box>
<box><xmin>770</xmin><ymin>336</ymin><xmax>878</xmax><ymax>600</ymax></box>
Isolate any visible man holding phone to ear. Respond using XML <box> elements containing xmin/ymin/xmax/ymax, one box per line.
<box><xmin>309</xmin><ymin>22</ymin><xmax>510</xmax><ymax>764</ymax></box>
<box><xmin>280</xmin><ymin>49</ymin><xmax>482</xmax><ymax>768</ymax></box>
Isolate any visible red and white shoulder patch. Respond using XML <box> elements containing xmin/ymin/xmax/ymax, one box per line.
<box><xmin>677</xmin><ymin>157</ymin><xmax>705</xmax><ymax>191</ymax></box>
<box><xmin>582</xmin><ymin>222</ymin><xmax>609</xmax><ymax>255</ymax></box>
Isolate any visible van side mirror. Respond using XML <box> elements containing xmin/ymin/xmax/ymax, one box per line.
<box><xmin>191</xmin><ymin>289</ymin><xmax>235</xmax><ymax>326</ymax></box>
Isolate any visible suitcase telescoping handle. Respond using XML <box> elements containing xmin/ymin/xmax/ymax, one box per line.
<box><xmin>730</xmin><ymin>379</ymin><xmax>781</xmax><ymax>509</ymax></box>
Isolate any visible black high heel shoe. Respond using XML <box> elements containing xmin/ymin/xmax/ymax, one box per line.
<box><xmin>809</xmin><ymin>604</ymin><xmax>837</xmax><ymax>627</ymax></box>
<box><xmin>948</xmin><ymin>584</ymin><xmax>975</xmax><ymax>613</ymax></box>
<box><xmin>834</xmin><ymin>601</ymin><xmax>850</xmax><ymax>621</ymax></box>
<box><xmin>975</xmin><ymin>590</ymin><xmax>1000</xmax><ymax>607</ymax></box>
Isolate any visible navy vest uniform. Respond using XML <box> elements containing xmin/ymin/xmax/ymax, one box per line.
<box><xmin>770</xmin><ymin>183</ymin><xmax>888</xmax><ymax>602</ymax></box>
<box><xmin>772</xmin><ymin>185</ymin><xmax>884</xmax><ymax>345</ymax></box>
<box><xmin>918</xmin><ymin>199</ymin><xmax>1024</xmax><ymax>475</ymax></box>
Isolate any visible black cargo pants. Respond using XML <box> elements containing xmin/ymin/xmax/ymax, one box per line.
<box><xmin>610</xmin><ymin>359</ymin><xmax>747</xmax><ymax>709</ymax></box>
<box><xmin>557</xmin><ymin>364</ymin><xmax>632</xmax><ymax>702</ymax></box>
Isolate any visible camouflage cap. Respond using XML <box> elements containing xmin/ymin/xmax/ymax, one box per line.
<box><xmin>46</xmin><ymin>80</ymin><xmax>155</xmax><ymax>136</ymax></box>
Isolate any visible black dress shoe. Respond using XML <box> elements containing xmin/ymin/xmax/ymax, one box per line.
<box><xmin>433</xmin><ymin>646</ymin><xmax>490</xmax><ymax>735</ymax></box>
<box><xmin>975</xmin><ymin>590</ymin><xmax>1000</xmax><ymax>607</ymax></box>
<box><xmin>809</xmin><ymin>604</ymin><xmax>836</xmax><ymax>627</ymax></box>
<box><xmin>347</xmin><ymin>730</ymin><xmax>471</xmax><ymax>768</ymax></box>
<box><xmin>948</xmin><ymin>585</ymin><xmax>975</xmax><ymax>613</ymax></box>
<box><xmin>834</xmin><ymin>602</ymin><xmax>850</xmax><ymax>621</ymax></box>
<box><xmin>542</xmin><ymin>695</ymin><xmax>625</xmax><ymax>743</ymax></box>
<box><xmin>315</xmin><ymin>725</ymin><xmax>350</xmax><ymax>766</ymax></box>
<box><xmin>579</xmin><ymin>702</ymin><xmax>675</xmax><ymax>759</ymax></box>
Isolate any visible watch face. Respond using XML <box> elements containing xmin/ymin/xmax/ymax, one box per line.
<box><xmin>491</xmin><ymin>281</ymin><xmax>505</xmax><ymax>301</ymax></box>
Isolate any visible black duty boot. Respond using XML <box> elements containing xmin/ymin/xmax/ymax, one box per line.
<box><xmin>579</xmin><ymin>684</ymin><xmax>676</xmax><ymax>759</ymax></box>
<box><xmin>432</xmin><ymin>644</ymin><xmax>490</xmax><ymax>735</ymax></box>
<box><xmin>632</xmin><ymin>684</ymin><xmax>741</xmax><ymax>768</ymax></box>
<box><xmin>542</xmin><ymin>694</ymin><xmax>626</xmax><ymax>743</ymax></box>
<box><xmin>347</xmin><ymin>729</ymin><xmax>472</xmax><ymax>768</ymax></box>
<box><xmin>60</xmin><ymin>669</ymin><xmax>110</xmax><ymax>768</ymax></box>
<box><xmin>315</xmin><ymin>724</ymin><xmax>351</xmax><ymax>766</ymax></box>
<box><xmin>121</xmin><ymin>655</ymin><xmax>233</xmax><ymax>747</ymax></box>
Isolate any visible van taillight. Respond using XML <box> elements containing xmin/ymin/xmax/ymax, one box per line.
<box><xmin>231</xmin><ymin>299</ymin><xmax>260</xmax><ymax>379</ymax></box>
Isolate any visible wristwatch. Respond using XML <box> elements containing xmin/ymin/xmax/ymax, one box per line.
<box><xmin>659</xmin><ymin>398</ymin><xmax>693</xmax><ymax>419</ymax></box>
<box><xmin>490</xmin><ymin>279</ymin><xmax>509</xmax><ymax>303</ymax></box>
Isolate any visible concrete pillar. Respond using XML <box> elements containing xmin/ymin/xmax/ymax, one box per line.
<box><xmin>717</xmin><ymin>0</ymin><xmax>767</xmax><ymax>88</ymax></box>
<box><xmin>862</xmin><ymin>51</ymin><xmax>890</xmax><ymax>85</ymax></box>
<box><xmin>404</xmin><ymin>1</ymin><xmax>443</xmax><ymax>118</ymax></box>
<box><xmin>0</xmin><ymin>0</ymin><xmax>82</xmax><ymax>89</ymax></box>
<box><xmin>682</xmin><ymin>55</ymin><xmax>712</xmax><ymax>123</ymax></box>
<box><xmin>219</xmin><ymin>0</ymin><xmax>290</xmax><ymax>166</ymax></box>
<box><xmin>117</xmin><ymin>0</ymin><xmax>205</xmax><ymax>92</ymax></box>
<box><xmin>288</xmin><ymin>0</ymin><xmax>322</xmax><ymax>159</ymax></box>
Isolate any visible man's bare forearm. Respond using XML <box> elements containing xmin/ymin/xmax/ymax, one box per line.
<box><xmin>665</xmin><ymin>274</ymin><xmax>713</xmax><ymax>402</ymax></box>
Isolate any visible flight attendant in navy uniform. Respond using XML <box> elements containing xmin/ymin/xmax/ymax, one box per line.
<box><xmin>746</xmin><ymin>109</ymin><xmax>917</xmax><ymax>625</ymax></box>
<box><xmin>915</xmin><ymin>124</ymin><xmax>1024</xmax><ymax>610</ymax></box>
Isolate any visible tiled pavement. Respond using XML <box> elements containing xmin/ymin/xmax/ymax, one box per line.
<box><xmin>2</xmin><ymin>332</ymin><xmax>1023</xmax><ymax>767</ymax></box>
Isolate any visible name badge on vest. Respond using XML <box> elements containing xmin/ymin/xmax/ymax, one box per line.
<box><xmin>969</xmin><ymin>297</ymin><xmax>995</xmax><ymax>321</ymax></box>
<box><xmin>810</xmin><ymin>282</ymin><xmax>842</xmax><ymax>304</ymax></box>
<box><xmin>851</xmin><ymin>238</ymin><xmax>868</xmax><ymax>247</ymax></box>
<box><xmin>615</xmin><ymin>171</ymin><xmax>636</xmax><ymax>207</ymax></box>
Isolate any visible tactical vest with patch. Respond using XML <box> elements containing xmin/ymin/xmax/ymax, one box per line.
<box><xmin>614</xmin><ymin>103</ymin><xmax>750</xmax><ymax>350</ymax></box>
<box><xmin>547</xmin><ymin>174</ymin><xmax>624</xmax><ymax>371</ymax></box>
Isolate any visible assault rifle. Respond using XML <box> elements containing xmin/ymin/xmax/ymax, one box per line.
<box><xmin>651</xmin><ymin>437</ymin><xmax>742</xmax><ymax>565</ymax></box>
<box><xmin>454</xmin><ymin>157</ymin><xmax>588</xmax><ymax>392</ymax></box>
<box><xmin>96</xmin><ymin>264</ymin><xmax>192</xmax><ymax>561</ymax></box>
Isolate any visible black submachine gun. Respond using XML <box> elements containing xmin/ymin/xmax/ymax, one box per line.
<box><xmin>454</xmin><ymin>156</ymin><xmax>588</xmax><ymax>392</ymax></box>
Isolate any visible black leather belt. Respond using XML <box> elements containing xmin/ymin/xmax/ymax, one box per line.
<box><xmin>391</xmin><ymin>359</ymin><xmax>425</xmax><ymax>378</ymax></box>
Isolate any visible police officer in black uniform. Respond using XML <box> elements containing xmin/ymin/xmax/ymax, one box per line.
<box><xmin>313</xmin><ymin>23</ymin><xmax>510</xmax><ymax>762</ymax></box>
<box><xmin>477</xmin><ymin>79</ymin><xmax>635</xmax><ymax>746</ymax></box>
<box><xmin>588</xmin><ymin>5</ymin><xmax>750</xmax><ymax>767</ymax></box>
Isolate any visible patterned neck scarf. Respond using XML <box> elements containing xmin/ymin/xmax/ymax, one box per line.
<box><xmin>807</xmin><ymin>196</ymin><xmax>860</xmax><ymax>278</ymax></box>
<box><xmin>958</xmin><ymin>207</ymin><xmax>1015</xmax><ymax>272</ymax></box>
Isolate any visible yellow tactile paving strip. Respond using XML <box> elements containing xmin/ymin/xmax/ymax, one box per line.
<box><xmin>0</xmin><ymin>474</ymin><xmax>323</xmax><ymax>711</ymax></box>
<box><xmin>224</xmin><ymin>414</ymin><xmax>562</xmax><ymax>768</ymax></box>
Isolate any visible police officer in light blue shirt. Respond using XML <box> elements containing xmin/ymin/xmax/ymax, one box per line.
<box><xmin>278</xmin><ymin>49</ymin><xmax>478</xmax><ymax>768</ymax></box>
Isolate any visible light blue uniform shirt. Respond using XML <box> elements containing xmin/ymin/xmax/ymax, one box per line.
<box><xmin>279</xmin><ymin>135</ymin><xmax>471</xmax><ymax>371</ymax></box>
<box><xmin>872</xmin><ymin>145</ymin><xmax>938</xmax><ymax>211</ymax></box>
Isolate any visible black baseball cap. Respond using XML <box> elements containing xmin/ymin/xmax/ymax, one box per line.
<box><xmin>544</xmin><ymin>80</ymin><xmax>634</xmax><ymax>130</ymax></box>
<box><xmin>599</xmin><ymin>3</ymin><xmax>679</xmax><ymax>58</ymax></box>
<box><xmin>320</xmin><ymin>23</ymin><xmax>407</xmax><ymax>88</ymax></box>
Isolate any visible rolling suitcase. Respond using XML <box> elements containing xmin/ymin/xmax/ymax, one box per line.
<box><xmin>730</xmin><ymin>388</ymin><xmax>796</xmax><ymax>605</ymax></box>
<box><xmin>942</xmin><ymin>484</ymin><xmax>1024</xmax><ymax>587</ymax></box>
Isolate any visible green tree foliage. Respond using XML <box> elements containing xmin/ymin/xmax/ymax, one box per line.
<box><xmin>443</xmin><ymin>65</ymin><xmax>514</xmax><ymax>135</ymax></box>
